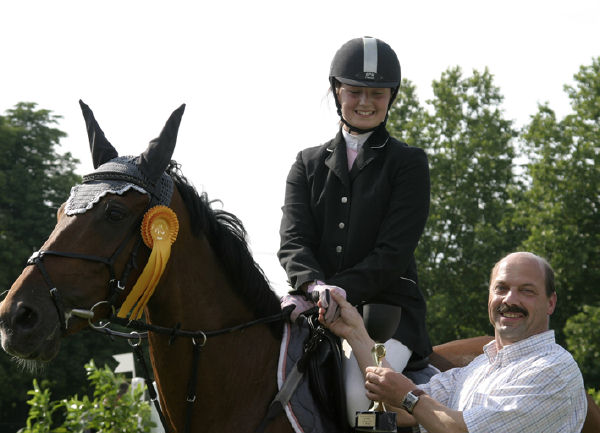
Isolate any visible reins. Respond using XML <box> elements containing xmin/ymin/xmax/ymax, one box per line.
<box><xmin>32</xmin><ymin>230</ymin><xmax>291</xmax><ymax>433</ymax></box>
<box><xmin>29</xmin><ymin>237</ymin><xmax>292</xmax><ymax>433</ymax></box>
<box><xmin>78</xmin><ymin>302</ymin><xmax>293</xmax><ymax>433</ymax></box>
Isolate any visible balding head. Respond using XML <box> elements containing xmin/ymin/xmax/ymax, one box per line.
<box><xmin>490</xmin><ymin>252</ymin><xmax>555</xmax><ymax>297</ymax></box>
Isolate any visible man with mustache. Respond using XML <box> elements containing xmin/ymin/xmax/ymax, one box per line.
<box><xmin>319</xmin><ymin>252</ymin><xmax>587</xmax><ymax>432</ymax></box>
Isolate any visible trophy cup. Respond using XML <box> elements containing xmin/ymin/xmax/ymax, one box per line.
<box><xmin>354</xmin><ymin>303</ymin><xmax>402</xmax><ymax>432</ymax></box>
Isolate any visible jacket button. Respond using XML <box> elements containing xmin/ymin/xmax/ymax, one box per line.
<box><xmin>338</xmin><ymin>222</ymin><xmax>345</xmax><ymax>229</ymax></box>
<box><xmin>336</xmin><ymin>246</ymin><xmax>343</xmax><ymax>253</ymax></box>
<box><xmin>341</xmin><ymin>196</ymin><xmax>348</xmax><ymax>204</ymax></box>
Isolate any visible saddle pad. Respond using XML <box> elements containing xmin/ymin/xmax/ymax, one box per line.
<box><xmin>278</xmin><ymin>322</ymin><xmax>339</xmax><ymax>433</ymax></box>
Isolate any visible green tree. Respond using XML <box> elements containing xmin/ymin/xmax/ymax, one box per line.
<box><xmin>388</xmin><ymin>79</ymin><xmax>428</xmax><ymax>147</ymax></box>
<box><xmin>564</xmin><ymin>305</ymin><xmax>600</xmax><ymax>389</ymax></box>
<box><xmin>389</xmin><ymin>68</ymin><xmax>524</xmax><ymax>344</ymax></box>
<box><xmin>0</xmin><ymin>102</ymin><xmax>78</xmax><ymax>429</ymax></box>
<box><xmin>519</xmin><ymin>57</ymin><xmax>600</xmax><ymax>340</ymax></box>
<box><xmin>0</xmin><ymin>102</ymin><xmax>80</xmax><ymax>290</ymax></box>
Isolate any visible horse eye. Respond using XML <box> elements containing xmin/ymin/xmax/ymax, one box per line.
<box><xmin>105</xmin><ymin>206</ymin><xmax>127</xmax><ymax>222</ymax></box>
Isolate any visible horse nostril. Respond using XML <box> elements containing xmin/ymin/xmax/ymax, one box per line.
<box><xmin>15</xmin><ymin>305</ymin><xmax>39</xmax><ymax>330</ymax></box>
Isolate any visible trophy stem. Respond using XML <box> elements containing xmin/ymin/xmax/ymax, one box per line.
<box><xmin>354</xmin><ymin>343</ymin><xmax>397</xmax><ymax>431</ymax></box>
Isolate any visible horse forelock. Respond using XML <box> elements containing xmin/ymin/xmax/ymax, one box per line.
<box><xmin>167</xmin><ymin>165</ymin><xmax>283</xmax><ymax>337</ymax></box>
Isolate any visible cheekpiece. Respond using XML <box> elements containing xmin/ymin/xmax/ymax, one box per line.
<box><xmin>65</xmin><ymin>155</ymin><xmax>174</xmax><ymax>216</ymax></box>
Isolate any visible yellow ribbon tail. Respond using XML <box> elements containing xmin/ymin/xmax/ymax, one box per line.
<box><xmin>117</xmin><ymin>206</ymin><xmax>178</xmax><ymax>320</ymax></box>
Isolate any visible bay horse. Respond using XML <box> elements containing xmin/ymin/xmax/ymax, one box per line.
<box><xmin>0</xmin><ymin>101</ymin><xmax>292</xmax><ymax>433</ymax></box>
<box><xmin>0</xmin><ymin>102</ymin><xmax>598</xmax><ymax>433</ymax></box>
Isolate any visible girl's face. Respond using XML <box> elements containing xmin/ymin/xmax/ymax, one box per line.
<box><xmin>336</xmin><ymin>84</ymin><xmax>392</xmax><ymax>132</ymax></box>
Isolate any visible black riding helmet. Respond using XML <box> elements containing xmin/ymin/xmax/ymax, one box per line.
<box><xmin>330</xmin><ymin>36</ymin><xmax>401</xmax><ymax>133</ymax></box>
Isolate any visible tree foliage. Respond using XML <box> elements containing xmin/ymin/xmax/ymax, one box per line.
<box><xmin>390</xmin><ymin>68</ymin><xmax>524</xmax><ymax>344</ymax></box>
<box><xmin>518</xmin><ymin>58</ymin><xmax>600</xmax><ymax>335</ymax></box>
<box><xmin>564</xmin><ymin>305</ymin><xmax>600</xmax><ymax>388</ymax></box>
<box><xmin>0</xmin><ymin>102</ymin><xmax>80</xmax><ymax>291</ymax></box>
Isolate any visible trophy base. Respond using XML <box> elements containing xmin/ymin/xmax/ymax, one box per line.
<box><xmin>354</xmin><ymin>410</ymin><xmax>397</xmax><ymax>432</ymax></box>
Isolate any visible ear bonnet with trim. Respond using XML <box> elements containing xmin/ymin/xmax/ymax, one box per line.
<box><xmin>65</xmin><ymin>101</ymin><xmax>185</xmax><ymax>215</ymax></box>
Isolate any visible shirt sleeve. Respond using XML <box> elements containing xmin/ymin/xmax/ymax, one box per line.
<box><xmin>420</xmin><ymin>367</ymin><xmax>461</xmax><ymax>408</ymax></box>
<box><xmin>416</xmin><ymin>368</ymin><xmax>462</xmax><ymax>433</ymax></box>
<box><xmin>462</xmin><ymin>358</ymin><xmax>587</xmax><ymax>433</ymax></box>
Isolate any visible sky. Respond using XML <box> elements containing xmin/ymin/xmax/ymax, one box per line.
<box><xmin>1</xmin><ymin>0</ymin><xmax>598</xmax><ymax>296</ymax></box>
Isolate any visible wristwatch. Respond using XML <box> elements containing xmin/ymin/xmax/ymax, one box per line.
<box><xmin>401</xmin><ymin>389</ymin><xmax>426</xmax><ymax>414</ymax></box>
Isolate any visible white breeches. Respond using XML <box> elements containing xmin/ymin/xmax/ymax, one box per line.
<box><xmin>342</xmin><ymin>338</ymin><xmax>412</xmax><ymax>426</ymax></box>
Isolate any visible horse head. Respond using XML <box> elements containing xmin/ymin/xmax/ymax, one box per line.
<box><xmin>0</xmin><ymin>101</ymin><xmax>185</xmax><ymax>361</ymax></box>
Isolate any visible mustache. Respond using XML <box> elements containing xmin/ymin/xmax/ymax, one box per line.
<box><xmin>497</xmin><ymin>304</ymin><xmax>528</xmax><ymax>316</ymax></box>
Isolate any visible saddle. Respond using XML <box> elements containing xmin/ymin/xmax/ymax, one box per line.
<box><xmin>256</xmin><ymin>308</ymin><xmax>347</xmax><ymax>433</ymax></box>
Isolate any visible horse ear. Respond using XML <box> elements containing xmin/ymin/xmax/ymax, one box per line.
<box><xmin>138</xmin><ymin>104</ymin><xmax>186</xmax><ymax>182</ymax></box>
<box><xmin>79</xmin><ymin>100</ymin><xmax>119</xmax><ymax>168</ymax></box>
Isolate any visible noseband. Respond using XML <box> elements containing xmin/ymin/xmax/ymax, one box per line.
<box><xmin>27</xmin><ymin>221</ymin><xmax>143</xmax><ymax>332</ymax></box>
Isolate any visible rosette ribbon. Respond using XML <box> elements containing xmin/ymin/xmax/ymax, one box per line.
<box><xmin>117</xmin><ymin>205</ymin><xmax>179</xmax><ymax>320</ymax></box>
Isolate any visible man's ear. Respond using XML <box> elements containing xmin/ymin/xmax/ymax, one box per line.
<box><xmin>547</xmin><ymin>292</ymin><xmax>557</xmax><ymax>315</ymax></box>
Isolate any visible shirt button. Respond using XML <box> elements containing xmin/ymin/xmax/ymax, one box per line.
<box><xmin>341</xmin><ymin>197</ymin><xmax>348</xmax><ymax>204</ymax></box>
<box><xmin>336</xmin><ymin>246</ymin><xmax>343</xmax><ymax>253</ymax></box>
<box><xmin>338</xmin><ymin>222</ymin><xmax>345</xmax><ymax>229</ymax></box>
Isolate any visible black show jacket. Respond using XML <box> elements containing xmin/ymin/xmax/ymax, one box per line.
<box><xmin>278</xmin><ymin>126</ymin><xmax>432</xmax><ymax>358</ymax></box>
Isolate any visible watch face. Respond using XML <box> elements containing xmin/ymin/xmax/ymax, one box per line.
<box><xmin>402</xmin><ymin>391</ymin><xmax>419</xmax><ymax>413</ymax></box>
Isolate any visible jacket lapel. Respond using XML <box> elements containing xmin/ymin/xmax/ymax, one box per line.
<box><xmin>350</xmin><ymin>126</ymin><xmax>390</xmax><ymax>181</ymax></box>
<box><xmin>325</xmin><ymin>130</ymin><xmax>351</xmax><ymax>187</ymax></box>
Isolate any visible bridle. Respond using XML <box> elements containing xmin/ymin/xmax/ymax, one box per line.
<box><xmin>27</xmin><ymin>217</ymin><xmax>144</xmax><ymax>333</ymax></box>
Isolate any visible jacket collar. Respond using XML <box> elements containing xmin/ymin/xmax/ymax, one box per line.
<box><xmin>325</xmin><ymin>125</ymin><xmax>390</xmax><ymax>184</ymax></box>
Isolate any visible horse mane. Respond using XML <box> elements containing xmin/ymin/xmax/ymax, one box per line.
<box><xmin>166</xmin><ymin>162</ymin><xmax>283</xmax><ymax>337</ymax></box>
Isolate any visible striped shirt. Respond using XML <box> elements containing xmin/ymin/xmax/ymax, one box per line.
<box><xmin>419</xmin><ymin>331</ymin><xmax>587</xmax><ymax>433</ymax></box>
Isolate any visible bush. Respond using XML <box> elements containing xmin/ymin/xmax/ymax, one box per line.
<box><xmin>20</xmin><ymin>360</ymin><xmax>155</xmax><ymax>433</ymax></box>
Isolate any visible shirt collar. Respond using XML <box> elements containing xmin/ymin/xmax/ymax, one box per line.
<box><xmin>483</xmin><ymin>330</ymin><xmax>555</xmax><ymax>364</ymax></box>
<box><xmin>342</xmin><ymin>128</ymin><xmax>373</xmax><ymax>151</ymax></box>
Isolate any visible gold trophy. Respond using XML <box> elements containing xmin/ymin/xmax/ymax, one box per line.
<box><xmin>354</xmin><ymin>304</ymin><xmax>401</xmax><ymax>432</ymax></box>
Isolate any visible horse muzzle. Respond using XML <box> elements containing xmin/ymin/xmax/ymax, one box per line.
<box><xmin>0</xmin><ymin>295</ymin><xmax>62</xmax><ymax>361</ymax></box>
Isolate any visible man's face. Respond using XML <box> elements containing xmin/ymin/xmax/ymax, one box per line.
<box><xmin>488</xmin><ymin>253</ymin><xmax>557</xmax><ymax>349</ymax></box>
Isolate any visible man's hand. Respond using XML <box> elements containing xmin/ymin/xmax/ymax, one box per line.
<box><xmin>317</xmin><ymin>290</ymin><xmax>370</xmax><ymax>342</ymax></box>
<box><xmin>364</xmin><ymin>366</ymin><xmax>416</xmax><ymax>408</ymax></box>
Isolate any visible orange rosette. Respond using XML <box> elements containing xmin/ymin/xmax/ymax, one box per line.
<box><xmin>118</xmin><ymin>206</ymin><xmax>179</xmax><ymax>320</ymax></box>
<box><xmin>141</xmin><ymin>205</ymin><xmax>179</xmax><ymax>249</ymax></box>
